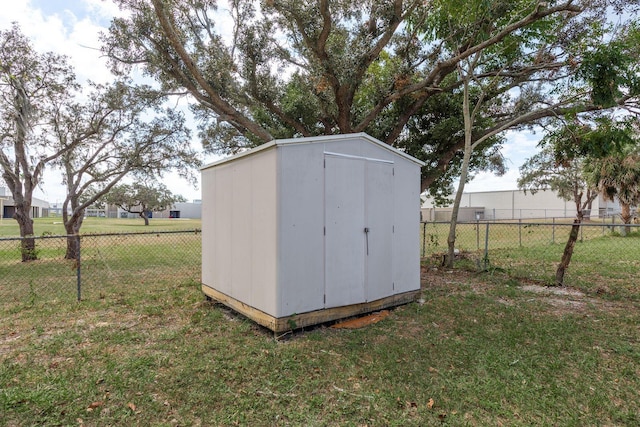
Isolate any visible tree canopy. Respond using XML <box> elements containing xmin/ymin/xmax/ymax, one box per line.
<box><xmin>0</xmin><ymin>24</ymin><xmax>77</xmax><ymax>260</ymax></box>
<box><xmin>1</xmin><ymin>24</ymin><xmax>201</xmax><ymax>261</ymax></box>
<box><xmin>104</xmin><ymin>182</ymin><xmax>186</xmax><ymax>226</ymax></box>
<box><xmin>102</xmin><ymin>0</ymin><xmax>640</xmax><ymax>195</ymax></box>
<box><xmin>53</xmin><ymin>81</ymin><xmax>199</xmax><ymax>258</ymax></box>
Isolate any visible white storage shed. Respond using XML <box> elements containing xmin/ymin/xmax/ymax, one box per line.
<box><xmin>201</xmin><ymin>133</ymin><xmax>424</xmax><ymax>333</ymax></box>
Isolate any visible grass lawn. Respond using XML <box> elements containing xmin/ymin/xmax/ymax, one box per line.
<box><xmin>0</xmin><ymin>217</ymin><xmax>202</xmax><ymax>237</ymax></box>
<box><xmin>2</xmin><ymin>263</ymin><xmax>639</xmax><ymax>425</ymax></box>
<box><xmin>421</xmin><ymin>221</ymin><xmax>640</xmax><ymax>299</ymax></box>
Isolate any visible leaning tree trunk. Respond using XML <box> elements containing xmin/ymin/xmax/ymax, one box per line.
<box><xmin>445</xmin><ymin>69</ymin><xmax>475</xmax><ymax>268</ymax></box>
<box><xmin>14</xmin><ymin>206</ymin><xmax>37</xmax><ymax>262</ymax></box>
<box><xmin>620</xmin><ymin>203</ymin><xmax>632</xmax><ymax>236</ymax></box>
<box><xmin>555</xmin><ymin>212</ymin><xmax>583</xmax><ymax>286</ymax></box>
<box><xmin>64</xmin><ymin>233</ymin><xmax>81</xmax><ymax>261</ymax></box>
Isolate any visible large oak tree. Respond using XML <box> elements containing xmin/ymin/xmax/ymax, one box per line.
<box><xmin>1</xmin><ymin>24</ymin><xmax>200</xmax><ymax>261</ymax></box>
<box><xmin>103</xmin><ymin>0</ymin><xmax>640</xmax><ymax>195</ymax></box>
<box><xmin>104</xmin><ymin>182</ymin><xmax>186</xmax><ymax>226</ymax></box>
<box><xmin>0</xmin><ymin>24</ymin><xmax>77</xmax><ymax>261</ymax></box>
<box><xmin>52</xmin><ymin>82</ymin><xmax>199</xmax><ymax>259</ymax></box>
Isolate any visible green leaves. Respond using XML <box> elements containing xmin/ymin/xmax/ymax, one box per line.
<box><xmin>101</xmin><ymin>0</ymin><xmax>640</xmax><ymax>196</ymax></box>
<box><xmin>577</xmin><ymin>23</ymin><xmax>640</xmax><ymax>108</ymax></box>
<box><xmin>545</xmin><ymin>117</ymin><xmax>637</xmax><ymax>164</ymax></box>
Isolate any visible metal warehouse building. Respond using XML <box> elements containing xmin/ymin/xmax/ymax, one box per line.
<box><xmin>422</xmin><ymin>189</ymin><xmax>622</xmax><ymax>221</ymax></box>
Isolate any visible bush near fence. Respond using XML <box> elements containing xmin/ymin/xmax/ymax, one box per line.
<box><xmin>420</xmin><ymin>220</ymin><xmax>640</xmax><ymax>297</ymax></box>
<box><xmin>0</xmin><ymin>230</ymin><xmax>201</xmax><ymax>309</ymax></box>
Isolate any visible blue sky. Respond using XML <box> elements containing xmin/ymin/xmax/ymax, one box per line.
<box><xmin>0</xmin><ymin>0</ymin><xmax>540</xmax><ymax>203</ymax></box>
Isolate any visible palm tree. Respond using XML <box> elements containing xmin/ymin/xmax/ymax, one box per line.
<box><xmin>587</xmin><ymin>148</ymin><xmax>640</xmax><ymax>235</ymax></box>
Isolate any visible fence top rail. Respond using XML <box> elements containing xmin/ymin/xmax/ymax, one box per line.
<box><xmin>421</xmin><ymin>221</ymin><xmax>640</xmax><ymax>228</ymax></box>
<box><xmin>0</xmin><ymin>229</ymin><xmax>202</xmax><ymax>242</ymax></box>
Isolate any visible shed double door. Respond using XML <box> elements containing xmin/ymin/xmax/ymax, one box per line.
<box><xmin>324</xmin><ymin>153</ymin><xmax>394</xmax><ymax>308</ymax></box>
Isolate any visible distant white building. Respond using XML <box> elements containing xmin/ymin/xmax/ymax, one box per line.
<box><xmin>422</xmin><ymin>188</ymin><xmax>622</xmax><ymax>221</ymax></box>
<box><xmin>0</xmin><ymin>187</ymin><xmax>50</xmax><ymax>220</ymax></box>
<box><xmin>115</xmin><ymin>201</ymin><xmax>202</xmax><ymax>219</ymax></box>
<box><xmin>155</xmin><ymin>201</ymin><xmax>202</xmax><ymax>219</ymax></box>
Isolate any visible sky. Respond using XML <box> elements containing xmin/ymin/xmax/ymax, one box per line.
<box><xmin>0</xmin><ymin>0</ymin><xmax>541</xmax><ymax>204</ymax></box>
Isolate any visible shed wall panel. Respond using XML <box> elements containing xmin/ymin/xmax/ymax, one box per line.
<box><xmin>277</xmin><ymin>144</ymin><xmax>326</xmax><ymax>317</ymax></box>
<box><xmin>248</xmin><ymin>150</ymin><xmax>278</xmax><ymax>314</ymax></box>
<box><xmin>201</xmin><ymin>170</ymin><xmax>216</xmax><ymax>293</ymax></box>
<box><xmin>212</xmin><ymin>166</ymin><xmax>233</xmax><ymax>295</ymax></box>
<box><xmin>231</xmin><ymin>162</ymin><xmax>253</xmax><ymax>303</ymax></box>
<box><xmin>201</xmin><ymin>149</ymin><xmax>278</xmax><ymax>316</ymax></box>
<box><xmin>392</xmin><ymin>157</ymin><xmax>422</xmax><ymax>293</ymax></box>
<box><xmin>359</xmin><ymin>142</ymin><xmax>396</xmax><ymax>163</ymax></box>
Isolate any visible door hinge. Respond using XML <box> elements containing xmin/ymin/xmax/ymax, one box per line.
<box><xmin>323</xmin><ymin>294</ymin><xmax>326</xmax><ymax>304</ymax></box>
<box><xmin>392</xmin><ymin>168</ymin><xmax>395</xmax><ymax>176</ymax></box>
<box><xmin>324</xmin><ymin>226</ymin><xmax>326</xmax><ymax>235</ymax></box>
<box><xmin>392</xmin><ymin>282</ymin><xmax>395</xmax><ymax>290</ymax></box>
<box><xmin>392</xmin><ymin>225</ymin><xmax>395</xmax><ymax>233</ymax></box>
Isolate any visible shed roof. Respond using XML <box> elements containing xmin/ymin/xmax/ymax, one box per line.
<box><xmin>201</xmin><ymin>132</ymin><xmax>425</xmax><ymax>171</ymax></box>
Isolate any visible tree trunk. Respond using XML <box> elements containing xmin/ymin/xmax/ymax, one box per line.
<box><xmin>445</xmin><ymin>71</ymin><xmax>474</xmax><ymax>268</ymax></box>
<box><xmin>140</xmin><ymin>212</ymin><xmax>150</xmax><ymax>226</ymax></box>
<box><xmin>64</xmin><ymin>234</ymin><xmax>81</xmax><ymax>262</ymax></box>
<box><xmin>13</xmin><ymin>204</ymin><xmax>37</xmax><ymax>262</ymax></box>
<box><xmin>555</xmin><ymin>213</ymin><xmax>583</xmax><ymax>286</ymax></box>
<box><xmin>63</xmin><ymin>218</ymin><xmax>83</xmax><ymax>260</ymax></box>
<box><xmin>445</xmin><ymin>174</ymin><xmax>468</xmax><ymax>268</ymax></box>
<box><xmin>62</xmin><ymin>201</ymin><xmax>82</xmax><ymax>260</ymax></box>
<box><xmin>620</xmin><ymin>203</ymin><xmax>632</xmax><ymax>236</ymax></box>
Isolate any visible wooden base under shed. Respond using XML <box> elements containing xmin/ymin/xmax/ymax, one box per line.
<box><xmin>202</xmin><ymin>285</ymin><xmax>420</xmax><ymax>334</ymax></box>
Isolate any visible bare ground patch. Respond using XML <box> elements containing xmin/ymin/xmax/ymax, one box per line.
<box><xmin>420</xmin><ymin>265</ymin><xmax>637</xmax><ymax>316</ymax></box>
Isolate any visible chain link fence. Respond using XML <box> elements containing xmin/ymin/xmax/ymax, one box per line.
<box><xmin>2</xmin><ymin>222</ymin><xmax>638</xmax><ymax>312</ymax></box>
<box><xmin>0</xmin><ymin>230</ymin><xmax>201</xmax><ymax>310</ymax></box>
<box><xmin>421</xmin><ymin>220</ymin><xmax>640</xmax><ymax>293</ymax></box>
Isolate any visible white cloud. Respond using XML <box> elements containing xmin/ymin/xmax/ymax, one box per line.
<box><xmin>83</xmin><ymin>0</ymin><xmax>128</xmax><ymax>21</ymax></box>
<box><xmin>456</xmin><ymin>129</ymin><xmax>542</xmax><ymax>193</ymax></box>
<box><xmin>0</xmin><ymin>1</ymin><xmax>113</xmax><ymax>84</ymax></box>
<box><xmin>464</xmin><ymin>169</ymin><xmax>521</xmax><ymax>193</ymax></box>
<box><xmin>502</xmin><ymin>129</ymin><xmax>541</xmax><ymax>165</ymax></box>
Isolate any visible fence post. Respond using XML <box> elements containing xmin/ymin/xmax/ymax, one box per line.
<box><xmin>518</xmin><ymin>218</ymin><xmax>522</xmax><ymax>247</ymax></box>
<box><xmin>422</xmin><ymin>222</ymin><xmax>426</xmax><ymax>257</ymax></box>
<box><xmin>76</xmin><ymin>234</ymin><xmax>81</xmax><ymax>302</ymax></box>
<box><xmin>483</xmin><ymin>223</ymin><xmax>490</xmax><ymax>270</ymax></box>
<box><xmin>476</xmin><ymin>219</ymin><xmax>480</xmax><ymax>250</ymax></box>
<box><xmin>552</xmin><ymin>217</ymin><xmax>556</xmax><ymax>244</ymax></box>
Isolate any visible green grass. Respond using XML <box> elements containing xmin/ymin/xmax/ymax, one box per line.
<box><xmin>2</xmin><ymin>269</ymin><xmax>640</xmax><ymax>426</ymax></box>
<box><xmin>421</xmin><ymin>221</ymin><xmax>640</xmax><ymax>299</ymax></box>
<box><xmin>0</xmin><ymin>217</ymin><xmax>202</xmax><ymax>237</ymax></box>
<box><xmin>0</xmin><ymin>231</ymin><xmax>201</xmax><ymax>307</ymax></box>
<box><xmin>1</xmin><ymin>220</ymin><xmax>639</xmax><ymax>425</ymax></box>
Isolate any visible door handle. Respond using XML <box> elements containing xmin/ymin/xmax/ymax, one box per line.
<box><xmin>364</xmin><ymin>227</ymin><xmax>369</xmax><ymax>255</ymax></box>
